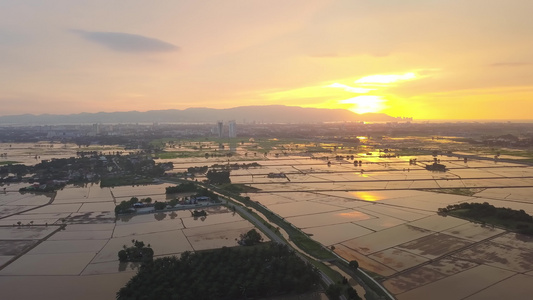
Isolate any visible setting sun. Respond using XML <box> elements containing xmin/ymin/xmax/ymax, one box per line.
<box><xmin>339</xmin><ymin>95</ymin><xmax>387</xmax><ymax>114</ymax></box>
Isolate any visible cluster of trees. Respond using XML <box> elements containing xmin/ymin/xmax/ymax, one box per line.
<box><xmin>439</xmin><ymin>202</ymin><xmax>533</xmax><ymax>235</ymax></box>
<box><xmin>237</xmin><ymin>229</ymin><xmax>263</xmax><ymax>246</ymax></box>
<box><xmin>115</xmin><ymin>197</ymin><xmax>152</xmax><ymax>215</ymax></box>
<box><xmin>324</xmin><ymin>260</ymin><xmax>362</xmax><ymax>300</ymax></box>
<box><xmin>333</xmin><ymin>155</ymin><xmax>359</xmax><ymax>160</ymax></box>
<box><xmin>153</xmin><ymin>201</ymin><xmax>167</xmax><ymax>210</ymax></box>
<box><xmin>187</xmin><ymin>166</ymin><xmax>208</xmax><ymax>174</ymax></box>
<box><xmin>116</xmin><ymin>243</ymin><xmax>320</xmax><ymax>300</ymax></box>
<box><xmin>210</xmin><ymin>162</ymin><xmax>261</xmax><ymax>170</ymax></box>
<box><xmin>326</xmin><ymin>283</ymin><xmax>361</xmax><ymax>300</ymax></box>
<box><xmin>115</xmin><ymin>197</ymin><xmax>139</xmax><ymax>215</ymax></box>
<box><xmin>165</xmin><ymin>182</ymin><xmax>197</xmax><ymax>194</ymax></box>
<box><xmin>206</xmin><ymin>170</ymin><xmax>231</xmax><ymax>184</ymax></box>
<box><xmin>2</xmin><ymin>153</ymin><xmax>171</xmax><ymax>187</ymax></box>
<box><xmin>219</xmin><ymin>183</ymin><xmax>247</xmax><ymax>195</ymax></box>
<box><xmin>116</xmin><ymin>184</ymin><xmax>221</xmax><ymax>216</ymax></box>
<box><xmin>76</xmin><ymin>150</ymin><xmax>112</xmax><ymax>157</ymax></box>
<box><xmin>426</xmin><ymin>162</ymin><xmax>446</xmax><ymax>172</ymax></box>
<box><xmin>118</xmin><ymin>240</ymin><xmax>154</xmax><ymax>263</ymax></box>
<box><xmin>195</xmin><ymin>187</ymin><xmax>220</xmax><ymax>202</ymax></box>
<box><xmin>191</xmin><ymin>210</ymin><xmax>207</xmax><ymax>217</ymax></box>
<box><xmin>19</xmin><ymin>182</ymin><xmax>65</xmax><ymax>193</ymax></box>
<box><xmin>1</xmin><ymin>164</ymin><xmax>31</xmax><ymax>183</ymax></box>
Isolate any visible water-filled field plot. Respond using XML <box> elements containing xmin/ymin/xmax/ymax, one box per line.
<box><xmin>474</xmin><ymin>187</ymin><xmax>533</xmax><ymax>202</ymax></box>
<box><xmin>302</xmin><ymin>222</ymin><xmax>374</xmax><ymax>246</ymax></box>
<box><xmin>394</xmin><ymin>264</ymin><xmax>516</xmax><ymax>300</ymax></box>
<box><xmin>268</xmin><ymin>201</ymin><xmax>345</xmax><ymax>218</ymax></box>
<box><xmin>464</xmin><ymin>273</ymin><xmax>533</xmax><ymax>300</ymax></box>
<box><xmin>452</xmin><ymin>233</ymin><xmax>533</xmax><ymax>273</ymax></box>
<box><xmin>287</xmin><ymin>209</ymin><xmax>373</xmax><ymax>229</ymax></box>
<box><xmin>341</xmin><ymin>224</ymin><xmax>433</xmax><ymax>256</ymax></box>
<box><xmin>109</xmin><ymin>183</ymin><xmax>173</xmax><ymax>198</ymax></box>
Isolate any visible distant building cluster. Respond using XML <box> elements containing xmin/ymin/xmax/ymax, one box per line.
<box><xmin>214</xmin><ymin>120</ymin><xmax>237</xmax><ymax>138</ymax></box>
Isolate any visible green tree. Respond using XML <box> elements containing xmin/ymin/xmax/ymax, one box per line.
<box><xmin>349</xmin><ymin>260</ymin><xmax>359</xmax><ymax>270</ymax></box>
<box><xmin>346</xmin><ymin>287</ymin><xmax>362</xmax><ymax>300</ymax></box>
<box><xmin>154</xmin><ymin>201</ymin><xmax>166</xmax><ymax>210</ymax></box>
<box><xmin>238</xmin><ymin>229</ymin><xmax>263</xmax><ymax>246</ymax></box>
<box><xmin>325</xmin><ymin>284</ymin><xmax>342</xmax><ymax>300</ymax></box>
<box><xmin>118</xmin><ymin>250</ymin><xmax>128</xmax><ymax>262</ymax></box>
<box><xmin>206</xmin><ymin>169</ymin><xmax>231</xmax><ymax>184</ymax></box>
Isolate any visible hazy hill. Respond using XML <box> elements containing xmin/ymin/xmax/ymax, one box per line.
<box><xmin>0</xmin><ymin>105</ymin><xmax>403</xmax><ymax>124</ymax></box>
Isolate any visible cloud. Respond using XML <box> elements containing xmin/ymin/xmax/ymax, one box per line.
<box><xmin>355</xmin><ymin>73</ymin><xmax>416</xmax><ymax>85</ymax></box>
<box><xmin>489</xmin><ymin>62</ymin><xmax>531</xmax><ymax>67</ymax></box>
<box><xmin>73</xmin><ymin>30</ymin><xmax>179</xmax><ymax>53</ymax></box>
<box><xmin>326</xmin><ymin>83</ymin><xmax>374</xmax><ymax>93</ymax></box>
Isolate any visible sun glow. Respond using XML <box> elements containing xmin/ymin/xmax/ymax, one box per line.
<box><xmin>258</xmin><ymin>71</ymin><xmax>419</xmax><ymax>115</ymax></box>
<box><xmin>349</xmin><ymin>191</ymin><xmax>383</xmax><ymax>201</ymax></box>
<box><xmin>339</xmin><ymin>95</ymin><xmax>387</xmax><ymax>114</ymax></box>
<box><xmin>326</xmin><ymin>83</ymin><xmax>374</xmax><ymax>93</ymax></box>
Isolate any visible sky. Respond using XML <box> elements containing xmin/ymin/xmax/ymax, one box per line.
<box><xmin>0</xmin><ymin>0</ymin><xmax>532</xmax><ymax>120</ymax></box>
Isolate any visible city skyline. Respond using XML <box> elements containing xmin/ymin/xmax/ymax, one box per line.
<box><xmin>1</xmin><ymin>1</ymin><xmax>532</xmax><ymax>120</ymax></box>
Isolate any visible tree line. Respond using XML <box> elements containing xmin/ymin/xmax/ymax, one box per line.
<box><xmin>439</xmin><ymin>202</ymin><xmax>533</xmax><ymax>235</ymax></box>
<box><xmin>116</xmin><ymin>242</ymin><xmax>320</xmax><ymax>300</ymax></box>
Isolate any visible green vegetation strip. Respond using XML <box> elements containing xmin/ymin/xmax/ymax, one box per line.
<box><xmin>220</xmin><ymin>190</ymin><xmax>335</xmax><ymax>260</ymax></box>
<box><xmin>153</xmin><ymin>151</ymin><xmax>208</xmax><ymax>159</ymax></box>
<box><xmin>485</xmin><ymin>149</ymin><xmax>533</xmax><ymax>158</ymax></box>
<box><xmin>0</xmin><ymin>161</ymin><xmax>20</xmax><ymax>165</ymax></box>
<box><xmin>429</xmin><ymin>188</ymin><xmax>480</xmax><ymax>197</ymax></box>
<box><xmin>100</xmin><ymin>176</ymin><xmax>156</xmax><ymax>187</ymax></box>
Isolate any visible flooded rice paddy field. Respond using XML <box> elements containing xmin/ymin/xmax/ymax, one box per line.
<box><xmin>2</xmin><ymin>147</ymin><xmax>533</xmax><ymax>299</ymax></box>
<box><xmin>238</xmin><ymin>154</ymin><xmax>533</xmax><ymax>299</ymax></box>
<box><xmin>0</xmin><ymin>142</ymin><xmax>129</xmax><ymax>166</ymax></box>
<box><xmin>0</xmin><ymin>183</ymin><xmax>261</xmax><ymax>300</ymax></box>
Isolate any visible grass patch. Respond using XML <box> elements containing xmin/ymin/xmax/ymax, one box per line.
<box><xmin>153</xmin><ymin>151</ymin><xmax>208</xmax><ymax>159</ymax></box>
<box><xmin>219</xmin><ymin>183</ymin><xmax>260</xmax><ymax>194</ymax></box>
<box><xmin>396</xmin><ymin>148</ymin><xmax>431</xmax><ymax>156</ymax></box>
<box><xmin>149</xmin><ymin>138</ymin><xmax>176</xmax><ymax>148</ymax></box>
<box><xmin>0</xmin><ymin>161</ymin><xmax>20</xmax><ymax>165</ymax></box>
<box><xmin>429</xmin><ymin>188</ymin><xmax>481</xmax><ymax>197</ymax></box>
<box><xmin>484</xmin><ymin>149</ymin><xmax>533</xmax><ymax>159</ymax></box>
<box><xmin>100</xmin><ymin>176</ymin><xmax>157</xmax><ymax>187</ymax></box>
<box><xmin>308</xmin><ymin>260</ymin><xmax>344</xmax><ymax>284</ymax></box>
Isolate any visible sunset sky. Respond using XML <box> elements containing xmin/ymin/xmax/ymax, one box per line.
<box><xmin>1</xmin><ymin>0</ymin><xmax>532</xmax><ymax>120</ymax></box>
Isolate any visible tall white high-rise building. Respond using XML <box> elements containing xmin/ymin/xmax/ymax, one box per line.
<box><xmin>228</xmin><ymin>120</ymin><xmax>236</xmax><ymax>138</ymax></box>
<box><xmin>217</xmin><ymin>121</ymin><xmax>223</xmax><ymax>138</ymax></box>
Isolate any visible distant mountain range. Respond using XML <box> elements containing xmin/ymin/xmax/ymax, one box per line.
<box><xmin>0</xmin><ymin>105</ymin><xmax>407</xmax><ymax>125</ymax></box>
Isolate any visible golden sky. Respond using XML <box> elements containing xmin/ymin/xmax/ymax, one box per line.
<box><xmin>0</xmin><ymin>0</ymin><xmax>532</xmax><ymax>120</ymax></box>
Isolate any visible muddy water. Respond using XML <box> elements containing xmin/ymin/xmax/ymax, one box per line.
<box><xmin>287</xmin><ymin>209</ymin><xmax>373</xmax><ymax>228</ymax></box>
<box><xmin>0</xmin><ymin>273</ymin><xmax>133</xmax><ymax>300</ymax></box>
<box><xmin>369</xmin><ymin>247</ymin><xmax>429</xmax><ymax>272</ymax></box>
<box><xmin>341</xmin><ymin>224</ymin><xmax>433</xmax><ymax>255</ymax></box>
<box><xmin>267</xmin><ymin>201</ymin><xmax>347</xmax><ymax>218</ymax></box>
<box><xmin>464</xmin><ymin>273</ymin><xmax>533</xmax><ymax>300</ymax></box>
<box><xmin>395</xmin><ymin>264</ymin><xmax>515</xmax><ymax>300</ymax></box>
<box><xmin>0</xmin><ymin>142</ymin><xmax>127</xmax><ymax>166</ymax></box>
<box><xmin>302</xmin><ymin>222</ymin><xmax>373</xmax><ymax>246</ymax></box>
<box><xmin>4</xmin><ymin>145</ymin><xmax>533</xmax><ymax>299</ymax></box>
